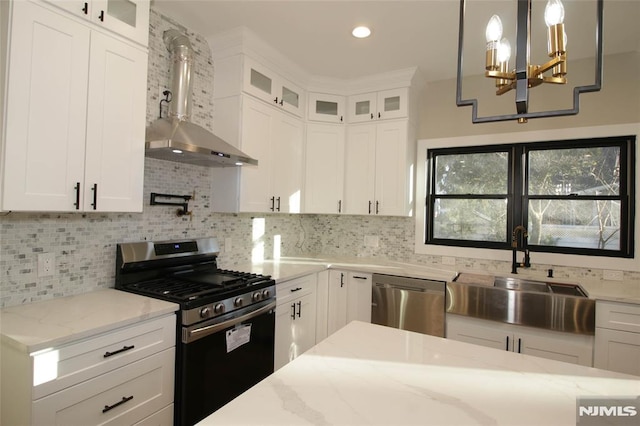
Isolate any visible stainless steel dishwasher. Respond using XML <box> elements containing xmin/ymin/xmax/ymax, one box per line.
<box><xmin>371</xmin><ymin>274</ymin><xmax>446</xmax><ymax>337</ymax></box>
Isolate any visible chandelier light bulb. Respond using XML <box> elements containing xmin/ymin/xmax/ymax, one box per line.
<box><xmin>497</xmin><ymin>38</ymin><xmax>511</xmax><ymax>63</ymax></box>
<box><xmin>485</xmin><ymin>15</ymin><xmax>503</xmax><ymax>42</ymax></box>
<box><xmin>545</xmin><ymin>0</ymin><xmax>565</xmax><ymax>27</ymax></box>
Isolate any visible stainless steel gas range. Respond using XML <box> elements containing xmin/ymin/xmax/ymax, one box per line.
<box><xmin>115</xmin><ymin>237</ymin><xmax>276</xmax><ymax>426</ymax></box>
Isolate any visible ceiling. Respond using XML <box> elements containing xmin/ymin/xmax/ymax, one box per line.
<box><xmin>152</xmin><ymin>0</ymin><xmax>640</xmax><ymax>83</ymax></box>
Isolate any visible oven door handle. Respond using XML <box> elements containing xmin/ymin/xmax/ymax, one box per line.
<box><xmin>184</xmin><ymin>301</ymin><xmax>276</xmax><ymax>343</ymax></box>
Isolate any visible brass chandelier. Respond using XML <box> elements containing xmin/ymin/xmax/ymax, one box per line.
<box><xmin>456</xmin><ymin>0</ymin><xmax>604</xmax><ymax>124</ymax></box>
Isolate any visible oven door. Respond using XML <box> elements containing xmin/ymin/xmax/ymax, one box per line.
<box><xmin>177</xmin><ymin>300</ymin><xmax>276</xmax><ymax>426</ymax></box>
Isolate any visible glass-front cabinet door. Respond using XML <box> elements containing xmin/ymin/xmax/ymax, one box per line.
<box><xmin>376</xmin><ymin>87</ymin><xmax>408</xmax><ymax>120</ymax></box>
<box><xmin>243</xmin><ymin>57</ymin><xmax>304</xmax><ymax>117</ymax></box>
<box><xmin>42</xmin><ymin>0</ymin><xmax>150</xmax><ymax>46</ymax></box>
<box><xmin>347</xmin><ymin>92</ymin><xmax>377</xmax><ymax>123</ymax></box>
<box><xmin>308</xmin><ymin>93</ymin><xmax>345</xmax><ymax>123</ymax></box>
<box><xmin>347</xmin><ymin>88</ymin><xmax>409</xmax><ymax>123</ymax></box>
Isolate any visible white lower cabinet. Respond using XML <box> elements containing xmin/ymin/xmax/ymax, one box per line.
<box><xmin>327</xmin><ymin>270</ymin><xmax>372</xmax><ymax>336</ymax></box>
<box><xmin>274</xmin><ymin>274</ymin><xmax>317</xmax><ymax>370</ymax></box>
<box><xmin>1</xmin><ymin>314</ymin><xmax>176</xmax><ymax>425</ymax></box>
<box><xmin>446</xmin><ymin>314</ymin><xmax>594</xmax><ymax>366</ymax></box>
<box><xmin>594</xmin><ymin>301</ymin><xmax>640</xmax><ymax>376</ymax></box>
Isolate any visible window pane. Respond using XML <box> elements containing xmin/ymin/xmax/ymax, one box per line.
<box><xmin>527</xmin><ymin>199</ymin><xmax>621</xmax><ymax>250</ymax></box>
<box><xmin>528</xmin><ymin>146</ymin><xmax>620</xmax><ymax>195</ymax></box>
<box><xmin>433</xmin><ymin>199</ymin><xmax>507</xmax><ymax>242</ymax></box>
<box><xmin>282</xmin><ymin>86</ymin><xmax>299</xmax><ymax>108</ymax></box>
<box><xmin>316</xmin><ymin>100</ymin><xmax>338</xmax><ymax>116</ymax></box>
<box><xmin>250</xmin><ymin>69</ymin><xmax>272</xmax><ymax>94</ymax></box>
<box><xmin>435</xmin><ymin>152</ymin><xmax>508</xmax><ymax>194</ymax></box>
<box><xmin>355</xmin><ymin>100</ymin><xmax>370</xmax><ymax>115</ymax></box>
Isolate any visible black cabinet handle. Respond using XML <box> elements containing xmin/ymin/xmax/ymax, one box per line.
<box><xmin>290</xmin><ymin>287</ymin><xmax>302</xmax><ymax>292</ymax></box>
<box><xmin>338</xmin><ymin>200</ymin><xmax>342</xmax><ymax>213</ymax></box>
<box><xmin>82</xmin><ymin>2</ymin><xmax>88</xmax><ymax>14</ymax></box>
<box><xmin>290</xmin><ymin>303</ymin><xmax>296</xmax><ymax>320</ymax></box>
<box><xmin>375</xmin><ymin>201</ymin><xmax>379</xmax><ymax>214</ymax></box>
<box><xmin>353</xmin><ymin>275</ymin><xmax>368</xmax><ymax>280</ymax></box>
<box><xmin>368</xmin><ymin>200</ymin><xmax>372</xmax><ymax>214</ymax></box>
<box><xmin>91</xmin><ymin>183</ymin><xmax>97</xmax><ymax>210</ymax></box>
<box><xmin>276</xmin><ymin>196</ymin><xmax>281</xmax><ymax>212</ymax></box>
<box><xmin>296</xmin><ymin>301</ymin><xmax>301</xmax><ymax>318</ymax></box>
<box><xmin>505</xmin><ymin>336</ymin><xmax>509</xmax><ymax>351</ymax></box>
<box><xmin>378</xmin><ymin>112</ymin><xmax>381</xmax><ymax>119</ymax></box>
<box><xmin>104</xmin><ymin>345</ymin><xmax>135</xmax><ymax>358</ymax></box>
<box><xmin>340</xmin><ymin>116</ymin><xmax>343</xmax><ymax>122</ymax></box>
<box><xmin>74</xmin><ymin>182</ymin><xmax>81</xmax><ymax>210</ymax></box>
<box><xmin>370</xmin><ymin>113</ymin><xmax>374</xmax><ymax>120</ymax></box>
<box><xmin>270</xmin><ymin>196</ymin><xmax>275</xmax><ymax>211</ymax></box>
<box><xmin>340</xmin><ymin>273</ymin><xmax>344</xmax><ymax>287</ymax></box>
<box><xmin>274</xmin><ymin>97</ymin><xmax>279</xmax><ymax>104</ymax></box>
<box><xmin>102</xmin><ymin>395</ymin><xmax>133</xmax><ymax>413</ymax></box>
<box><xmin>518</xmin><ymin>338</ymin><xmax>522</xmax><ymax>353</ymax></box>
<box><xmin>98</xmin><ymin>10</ymin><xmax>104</xmax><ymax>21</ymax></box>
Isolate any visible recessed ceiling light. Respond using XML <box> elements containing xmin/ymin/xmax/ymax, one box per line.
<box><xmin>352</xmin><ymin>26</ymin><xmax>371</xmax><ymax>38</ymax></box>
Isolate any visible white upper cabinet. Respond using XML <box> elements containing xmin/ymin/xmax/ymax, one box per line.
<box><xmin>1</xmin><ymin>0</ymin><xmax>147</xmax><ymax>212</ymax></box>
<box><xmin>304</xmin><ymin>123</ymin><xmax>345</xmax><ymax>214</ymax></box>
<box><xmin>343</xmin><ymin>120</ymin><xmax>413</xmax><ymax>216</ymax></box>
<box><xmin>347</xmin><ymin>88</ymin><xmax>409</xmax><ymax>123</ymax></box>
<box><xmin>243</xmin><ymin>57</ymin><xmax>305</xmax><ymax>117</ymax></box>
<box><xmin>211</xmin><ymin>95</ymin><xmax>303</xmax><ymax>214</ymax></box>
<box><xmin>42</xmin><ymin>0</ymin><xmax>150</xmax><ymax>46</ymax></box>
<box><xmin>307</xmin><ymin>93</ymin><xmax>345</xmax><ymax>123</ymax></box>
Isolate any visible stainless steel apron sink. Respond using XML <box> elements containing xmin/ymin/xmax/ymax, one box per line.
<box><xmin>447</xmin><ymin>274</ymin><xmax>595</xmax><ymax>335</ymax></box>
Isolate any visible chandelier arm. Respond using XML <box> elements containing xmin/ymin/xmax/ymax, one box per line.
<box><xmin>534</xmin><ymin>55</ymin><xmax>566</xmax><ymax>76</ymax></box>
<box><xmin>486</xmin><ymin>71</ymin><xmax>515</xmax><ymax>80</ymax></box>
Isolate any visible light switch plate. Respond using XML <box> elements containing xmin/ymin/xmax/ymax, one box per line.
<box><xmin>364</xmin><ymin>235</ymin><xmax>379</xmax><ymax>247</ymax></box>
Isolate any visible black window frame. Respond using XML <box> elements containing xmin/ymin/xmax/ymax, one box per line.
<box><xmin>425</xmin><ymin>135</ymin><xmax>635</xmax><ymax>258</ymax></box>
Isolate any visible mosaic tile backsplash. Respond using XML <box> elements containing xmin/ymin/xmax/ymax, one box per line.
<box><xmin>1</xmin><ymin>8</ymin><xmax>637</xmax><ymax>308</ymax></box>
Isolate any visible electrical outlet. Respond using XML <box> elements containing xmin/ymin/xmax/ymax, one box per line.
<box><xmin>364</xmin><ymin>235</ymin><xmax>379</xmax><ymax>247</ymax></box>
<box><xmin>37</xmin><ymin>253</ymin><xmax>55</xmax><ymax>277</ymax></box>
<box><xmin>442</xmin><ymin>256</ymin><xmax>456</xmax><ymax>265</ymax></box>
<box><xmin>603</xmin><ymin>269</ymin><xmax>623</xmax><ymax>281</ymax></box>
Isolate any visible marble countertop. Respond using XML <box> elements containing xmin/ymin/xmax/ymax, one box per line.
<box><xmin>199</xmin><ymin>321</ymin><xmax>640</xmax><ymax>426</ymax></box>
<box><xmin>228</xmin><ymin>257</ymin><xmax>640</xmax><ymax>305</ymax></box>
<box><xmin>0</xmin><ymin>289</ymin><xmax>178</xmax><ymax>353</ymax></box>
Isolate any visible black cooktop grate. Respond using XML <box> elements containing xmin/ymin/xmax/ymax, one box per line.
<box><xmin>123</xmin><ymin>269</ymin><xmax>272</xmax><ymax>304</ymax></box>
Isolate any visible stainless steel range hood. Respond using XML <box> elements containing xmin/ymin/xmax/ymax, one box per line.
<box><xmin>145</xmin><ymin>30</ymin><xmax>257</xmax><ymax>167</ymax></box>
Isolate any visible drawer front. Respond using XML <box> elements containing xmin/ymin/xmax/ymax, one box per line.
<box><xmin>596</xmin><ymin>301</ymin><xmax>640</xmax><ymax>333</ymax></box>
<box><xmin>32</xmin><ymin>348</ymin><xmax>174</xmax><ymax>426</ymax></box>
<box><xmin>133</xmin><ymin>404</ymin><xmax>173</xmax><ymax>426</ymax></box>
<box><xmin>33</xmin><ymin>314</ymin><xmax>176</xmax><ymax>399</ymax></box>
<box><xmin>277</xmin><ymin>274</ymin><xmax>317</xmax><ymax>305</ymax></box>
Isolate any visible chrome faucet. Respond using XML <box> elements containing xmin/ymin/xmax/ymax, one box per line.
<box><xmin>511</xmin><ymin>225</ymin><xmax>531</xmax><ymax>274</ymax></box>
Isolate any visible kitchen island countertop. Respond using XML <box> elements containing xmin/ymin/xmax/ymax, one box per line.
<box><xmin>198</xmin><ymin>321</ymin><xmax>640</xmax><ymax>426</ymax></box>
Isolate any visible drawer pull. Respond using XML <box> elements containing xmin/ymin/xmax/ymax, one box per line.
<box><xmin>102</xmin><ymin>395</ymin><xmax>133</xmax><ymax>413</ymax></box>
<box><xmin>103</xmin><ymin>345</ymin><xmax>135</xmax><ymax>358</ymax></box>
<box><xmin>290</xmin><ymin>287</ymin><xmax>303</xmax><ymax>292</ymax></box>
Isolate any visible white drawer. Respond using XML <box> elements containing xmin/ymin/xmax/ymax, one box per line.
<box><xmin>277</xmin><ymin>274</ymin><xmax>317</xmax><ymax>305</ymax></box>
<box><xmin>33</xmin><ymin>314</ymin><xmax>175</xmax><ymax>399</ymax></box>
<box><xmin>596</xmin><ymin>301</ymin><xmax>640</xmax><ymax>334</ymax></box>
<box><xmin>32</xmin><ymin>348</ymin><xmax>175</xmax><ymax>426</ymax></box>
<box><xmin>133</xmin><ymin>404</ymin><xmax>173</xmax><ymax>426</ymax></box>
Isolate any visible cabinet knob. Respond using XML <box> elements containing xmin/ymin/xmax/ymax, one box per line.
<box><xmin>98</xmin><ymin>10</ymin><xmax>104</xmax><ymax>21</ymax></box>
<box><xmin>82</xmin><ymin>2</ymin><xmax>88</xmax><ymax>14</ymax></box>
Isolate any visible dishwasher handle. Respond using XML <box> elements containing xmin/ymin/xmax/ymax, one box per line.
<box><xmin>372</xmin><ymin>274</ymin><xmax>445</xmax><ymax>294</ymax></box>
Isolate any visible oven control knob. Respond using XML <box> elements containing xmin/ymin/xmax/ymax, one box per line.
<box><xmin>234</xmin><ymin>297</ymin><xmax>244</xmax><ymax>307</ymax></box>
<box><xmin>252</xmin><ymin>291</ymin><xmax>262</xmax><ymax>302</ymax></box>
<box><xmin>262</xmin><ymin>289</ymin><xmax>271</xmax><ymax>299</ymax></box>
<box><xmin>213</xmin><ymin>303</ymin><xmax>225</xmax><ymax>314</ymax></box>
<box><xmin>200</xmin><ymin>307</ymin><xmax>211</xmax><ymax>318</ymax></box>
